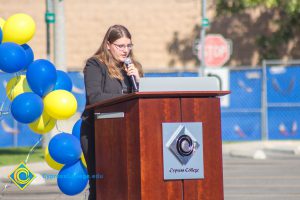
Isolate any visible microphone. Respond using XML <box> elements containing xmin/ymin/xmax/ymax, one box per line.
<box><xmin>124</xmin><ymin>57</ymin><xmax>138</xmax><ymax>92</ymax></box>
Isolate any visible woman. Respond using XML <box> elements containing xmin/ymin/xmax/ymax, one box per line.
<box><xmin>80</xmin><ymin>24</ymin><xmax>143</xmax><ymax>200</ymax></box>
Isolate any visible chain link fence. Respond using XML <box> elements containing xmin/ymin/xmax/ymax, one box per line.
<box><xmin>1</xmin><ymin>63</ymin><xmax>299</xmax><ymax>147</ymax></box>
<box><xmin>221</xmin><ymin>61</ymin><xmax>300</xmax><ymax>141</ymax></box>
<box><xmin>263</xmin><ymin>60</ymin><xmax>300</xmax><ymax>140</ymax></box>
<box><xmin>221</xmin><ymin>68</ymin><xmax>262</xmax><ymax>141</ymax></box>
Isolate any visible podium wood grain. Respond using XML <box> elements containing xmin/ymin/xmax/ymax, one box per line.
<box><xmin>92</xmin><ymin>92</ymin><xmax>228</xmax><ymax>200</ymax></box>
<box><xmin>181</xmin><ymin>98</ymin><xmax>224</xmax><ymax>200</ymax></box>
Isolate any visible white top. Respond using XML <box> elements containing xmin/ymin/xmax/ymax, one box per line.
<box><xmin>139</xmin><ymin>77</ymin><xmax>221</xmax><ymax>92</ymax></box>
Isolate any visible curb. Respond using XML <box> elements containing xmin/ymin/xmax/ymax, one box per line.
<box><xmin>223</xmin><ymin>141</ymin><xmax>300</xmax><ymax>159</ymax></box>
<box><xmin>229</xmin><ymin>149</ymin><xmax>266</xmax><ymax>160</ymax></box>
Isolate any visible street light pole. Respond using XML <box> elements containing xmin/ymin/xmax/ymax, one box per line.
<box><xmin>53</xmin><ymin>0</ymin><xmax>66</xmax><ymax>71</ymax></box>
<box><xmin>200</xmin><ymin>0</ymin><xmax>207</xmax><ymax>77</ymax></box>
<box><xmin>44</xmin><ymin>0</ymin><xmax>66</xmax><ymax>148</ymax></box>
<box><xmin>45</xmin><ymin>0</ymin><xmax>54</xmax><ymax>61</ymax></box>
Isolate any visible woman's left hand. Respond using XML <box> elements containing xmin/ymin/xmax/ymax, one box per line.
<box><xmin>125</xmin><ymin>64</ymin><xmax>140</xmax><ymax>82</ymax></box>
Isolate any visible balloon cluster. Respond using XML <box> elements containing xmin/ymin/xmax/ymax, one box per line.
<box><xmin>0</xmin><ymin>14</ymin><xmax>87</xmax><ymax>195</ymax></box>
<box><xmin>0</xmin><ymin>13</ymin><xmax>77</xmax><ymax>130</ymax></box>
<box><xmin>46</xmin><ymin>119</ymin><xmax>88</xmax><ymax>196</ymax></box>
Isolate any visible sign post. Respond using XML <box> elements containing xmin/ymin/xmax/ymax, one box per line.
<box><xmin>200</xmin><ymin>0</ymin><xmax>207</xmax><ymax>76</ymax></box>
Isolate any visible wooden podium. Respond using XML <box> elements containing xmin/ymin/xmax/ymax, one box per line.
<box><xmin>89</xmin><ymin>91</ymin><xmax>229</xmax><ymax>200</ymax></box>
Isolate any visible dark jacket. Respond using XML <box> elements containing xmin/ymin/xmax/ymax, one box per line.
<box><xmin>81</xmin><ymin>57</ymin><xmax>131</xmax><ymax>122</ymax></box>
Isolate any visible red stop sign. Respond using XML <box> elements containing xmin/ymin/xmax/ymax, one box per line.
<box><xmin>198</xmin><ymin>34</ymin><xmax>231</xmax><ymax>67</ymax></box>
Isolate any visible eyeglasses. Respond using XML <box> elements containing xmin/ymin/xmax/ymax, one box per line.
<box><xmin>112</xmin><ymin>43</ymin><xmax>133</xmax><ymax>51</ymax></box>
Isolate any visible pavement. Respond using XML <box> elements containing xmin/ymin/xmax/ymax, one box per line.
<box><xmin>223</xmin><ymin>141</ymin><xmax>300</xmax><ymax>200</ymax></box>
<box><xmin>0</xmin><ymin>161</ymin><xmax>88</xmax><ymax>200</ymax></box>
<box><xmin>1</xmin><ymin>140</ymin><xmax>300</xmax><ymax>200</ymax></box>
<box><xmin>222</xmin><ymin>140</ymin><xmax>300</xmax><ymax>159</ymax></box>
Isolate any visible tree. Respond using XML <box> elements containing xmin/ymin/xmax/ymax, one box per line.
<box><xmin>216</xmin><ymin>0</ymin><xmax>300</xmax><ymax>61</ymax></box>
<box><xmin>166</xmin><ymin>0</ymin><xmax>300</xmax><ymax>68</ymax></box>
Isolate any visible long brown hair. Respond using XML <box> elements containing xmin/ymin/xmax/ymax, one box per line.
<box><xmin>93</xmin><ymin>25</ymin><xmax>143</xmax><ymax>80</ymax></box>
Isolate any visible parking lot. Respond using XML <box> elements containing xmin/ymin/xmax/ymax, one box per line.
<box><xmin>1</xmin><ymin>142</ymin><xmax>300</xmax><ymax>200</ymax></box>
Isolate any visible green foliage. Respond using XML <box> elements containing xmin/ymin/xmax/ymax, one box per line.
<box><xmin>166</xmin><ymin>0</ymin><xmax>300</xmax><ymax>67</ymax></box>
<box><xmin>216</xmin><ymin>0</ymin><xmax>300</xmax><ymax>13</ymax></box>
<box><xmin>216</xmin><ymin>0</ymin><xmax>300</xmax><ymax>60</ymax></box>
<box><xmin>0</xmin><ymin>147</ymin><xmax>44</xmax><ymax>166</ymax></box>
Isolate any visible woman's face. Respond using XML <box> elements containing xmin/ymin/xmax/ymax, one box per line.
<box><xmin>107</xmin><ymin>37</ymin><xmax>133</xmax><ymax>63</ymax></box>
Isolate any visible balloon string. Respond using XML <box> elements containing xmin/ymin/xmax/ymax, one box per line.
<box><xmin>24</xmin><ymin>136</ymin><xmax>44</xmax><ymax>164</ymax></box>
<box><xmin>0</xmin><ymin>74</ymin><xmax>20</xmax><ymax>198</ymax></box>
<box><xmin>83</xmin><ymin>188</ymin><xmax>89</xmax><ymax>200</ymax></box>
<box><xmin>44</xmin><ymin>118</ymin><xmax>53</xmax><ymax>130</ymax></box>
<box><xmin>0</xmin><ymin>73</ymin><xmax>21</xmax><ymax>120</ymax></box>
<box><xmin>55</xmin><ymin>123</ymin><xmax>63</xmax><ymax>133</ymax></box>
<box><xmin>0</xmin><ymin>96</ymin><xmax>8</xmax><ymax>111</ymax></box>
<box><xmin>6</xmin><ymin>73</ymin><xmax>20</xmax><ymax>102</ymax></box>
<box><xmin>0</xmin><ymin>103</ymin><xmax>10</xmax><ymax>123</ymax></box>
<box><xmin>0</xmin><ymin>136</ymin><xmax>43</xmax><ymax>197</ymax></box>
<box><xmin>0</xmin><ymin>111</ymin><xmax>9</xmax><ymax>122</ymax></box>
<box><xmin>0</xmin><ymin>181</ymin><xmax>12</xmax><ymax>200</ymax></box>
<box><xmin>0</xmin><ymin>130</ymin><xmax>86</xmax><ymax>199</ymax></box>
<box><xmin>0</xmin><ymin>95</ymin><xmax>10</xmax><ymax>120</ymax></box>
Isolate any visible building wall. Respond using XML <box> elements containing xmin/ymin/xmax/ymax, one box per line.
<box><xmin>0</xmin><ymin>0</ymin><xmax>207</xmax><ymax>72</ymax></box>
<box><xmin>6</xmin><ymin>1</ymin><xmax>290</xmax><ymax>72</ymax></box>
<box><xmin>0</xmin><ymin>0</ymin><xmax>46</xmax><ymax>65</ymax></box>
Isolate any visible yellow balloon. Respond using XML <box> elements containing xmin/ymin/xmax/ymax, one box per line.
<box><xmin>44</xmin><ymin>147</ymin><xmax>64</xmax><ymax>170</ymax></box>
<box><xmin>81</xmin><ymin>153</ymin><xmax>87</xmax><ymax>168</ymax></box>
<box><xmin>6</xmin><ymin>75</ymin><xmax>32</xmax><ymax>101</ymax></box>
<box><xmin>44</xmin><ymin>90</ymin><xmax>77</xmax><ymax>120</ymax></box>
<box><xmin>29</xmin><ymin>111</ymin><xmax>56</xmax><ymax>134</ymax></box>
<box><xmin>3</xmin><ymin>13</ymin><xmax>36</xmax><ymax>44</ymax></box>
<box><xmin>0</xmin><ymin>18</ymin><xmax>5</xmax><ymax>29</ymax></box>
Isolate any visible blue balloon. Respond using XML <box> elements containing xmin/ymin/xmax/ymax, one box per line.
<box><xmin>11</xmin><ymin>92</ymin><xmax>43</xmax><ymax>123</ymax></box>
<box><xmin>0</xmin><ymin>28</ymin><xmax>2</xmax><ymax>44</ymax></box>
<box><xmin>0</xmin><ymin>42</ymin><xmax>27</xmax><ymax>73</ymax></box>
<box><xmin>72</xmin><ymin>119</ymin><xmax>82</xmax><ymax>140</ymax></box>
<box><xmin>49</xmin><ymin>133</ymin><xmax>82</xmax><ymax>165</ymax></box>
<box><xmin>57</xmin><ymin>160</ymin><xmax>88</xmax><ymax>196</ymax></box>
<box><xmin>21</xmin><ymin>44</ymin><xmax>34</xmax><ymax>70</ymax></box>
<box><xmin>26</xmin><ymin>59</ymin><xmax>57</xmax><ymax>97</ymax></box>
<box><xmin>54</xmin><ymin>70</ymin><xmax>73</xmax><ymax>91</ymax></box>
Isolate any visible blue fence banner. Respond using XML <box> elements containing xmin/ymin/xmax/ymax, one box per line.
<box><xmin>1</xmin><ymin>67</ymin><xmax>300</xmax><ymax>147</ymax></box>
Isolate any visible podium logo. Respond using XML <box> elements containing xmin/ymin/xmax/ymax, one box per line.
<box><xmin>166</xmin><ymin>125</ymin><xmax>200</xmax><ymax>165</ymax></box>
<box><xmin>8</xmin><ymin>162</ymin><xmax>36</xmax><ymax>190</ymax></box>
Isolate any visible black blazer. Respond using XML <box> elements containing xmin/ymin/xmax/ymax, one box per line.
<box><xmin>81</xmin><ymin>57</ymin><xmax>131</xmax><ymax>121</ymax></box>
